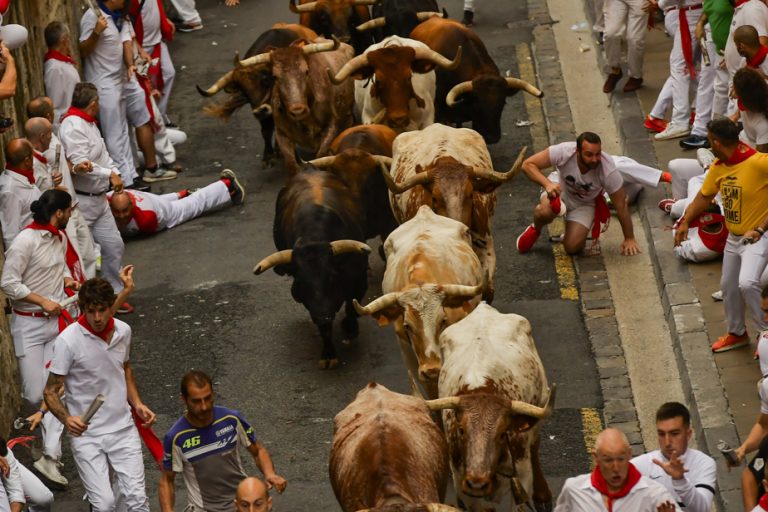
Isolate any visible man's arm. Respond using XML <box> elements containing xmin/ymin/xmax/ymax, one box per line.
<box><xmin>674</xmin><ymin>191</ymin><xmax>718</xmax><ymax>246</ymax></box>
<box><xmin>0</xmin><ymin>45</ymin><xmax>17</xmax><ymax>100</ymax></box>
<box><xmin>158</xmin><ymin>470</ymin><xmax>176</xmax><ymax>512</ymax></box>
<box><xmin>79</xmin><ymin>15</ymin><xmax>108</xmax><ymax>57</ymax></box>
<box><xmin>607</xmin><ymin>187</ymin><xmax>640</xmax><ymax>255</ymax></box>
<box><xmin>521</xmin><ymin>148</ymin><xmax>560</xmax><ymax>196</ymax></box>
<box><xmin>0</xmin><ymin>236</ymin><xmax>63</xmax><ymax>315</ymax></box>
<box><xmin>111</xmin><ymin>265</ymin><xmax>135</xmax><ymax>315</ymax></box>
<box><xmin>2</xmin><ymin>451</ymin><xmax>25</xmax><ymax>511</ymax></box>
<box><xmin>655</xmin><ymin>453</ymin><xmax>716</xmax><ymax>512</ymax></box>
<box><xmin>124</xmin><ymin>362</ymin><xmax>156</xmax><ymax>427</ymax></box>
<box><xmin>247</xmin><ymin>441</ymin><xmax>287</xmax><ymax>493</ymax></box>
<box><xmin>43</xmin><ymin>372</ymin><xmax>87</xmax><ymax>436</ymax></box>
<box><xmin>736</xmin><ymin>413</ymin><xmax>768</xmax><ymax>463</ymax></box>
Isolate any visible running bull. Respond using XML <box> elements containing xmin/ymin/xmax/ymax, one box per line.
<box><xmin>329</xmin><ymin>382</ymin><xmax>458</xmax><ymax>512</ymax></box>
<box><xmin>253</xmin><ymin>168</ymin><xmax>371</xmax><ymax>369</ymax></box>
<box><xmin>196</xmin><ymin>23</ymin><xmax>318</xmax><ymax>168</ymax></box>
<box><xmin>410</xmin><ymin>17</ymin><xmax>543</xmax><ymax>144</ymax></box>
<box><xmin>382</xmin><ymin>123</ymin><xmax>526</xmax><ymax>302</ymax></box>
<box><xmin>360</xmin><ymin>0</ymin><xmax>442</xmax><ymax>38</ymax></box>
<box><xmin>290</xmin><ymin>0</ymin><xmax>376</xmax><ymax>54</ymax></box>
<box><xmin>426</xmin><ymin>303</ymin><xmax>556</xmax><ymax>512</ymax></box>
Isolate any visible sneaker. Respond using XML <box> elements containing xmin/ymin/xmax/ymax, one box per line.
<box><xmin>711</xmin><ymin>332</ymin><xmax>749</xmax><ymax>353</ymax></box>
<box><xmin>516</xmin><ymin>224</ymin><xmax>540</xmax><ymax>254</ymax></box>
<box><xmin>116</xmin><ymin>302</ymin><xmax>134</xmax><ymax>315</ymax></box>
<box><xmin>711</xmin><ymin>289</ymin><xmax>723</xmax><ymax>301</ymax></box>
<box><xmin>623</xmin><ymin>77</ymin><xmax>643</xmax><ymax>92</ymax></box>
<box><xmin>126</xmin><ymin>177</ymin><xmax>151</xmax><ymax>192</ymax></box>
<box><xmin>658</xmin><ymin>198</ymin><xmax>675</xmax><ymax>214</ymax></box>
<box><xmin>680</xmin><ymin>134</ymin><xmax>710</xmax><ymax>150</ymax></box>
<box><xmin>696</xmin><ymin>148</ymin><xmax>716</xmax><ymax>169</ymax></box>
<box><xmin>654</xmin><ymin>123</ymin><xmax>691</xmax><ymax>141</ymax></box>
<box><xmin>33</xmin><ymin>455</ymin><xmax>68</xmax><ymax>486</ymax></box>
<box><xmin>461</xmin><ymin>10</ymin><xmax>474</xmax><ymax>26</ymax></box>
<box><xmin>142</xmin><ymin>167</ymin><xmax>178</xmax><ymax>183</ymax></box>
<box><xmin>176</xmin><ymin>22</ymin><xmax>203</xmax><ymax>32</ymax></box>
<box><xmin>596</xmin><ymin>31</ymin><xmax>604</xmax><ymax>45</ymax></box>
<box><xmin>221</xmin><ymin>169</ymin><xmax>246</xmax><ymax>205</ymax></box>
<box><xmin>643</xmin><ymin>115</ymin><xmax>668</xmax><ymax>133</ymax></box>
<box><xmin>660</xmin><ymin>171</ymin><xmax>672</xmax><ymax>183</ymax></box>
<box><xmin>603</xmin><ymin>71</ymin><xmax>623</xmax><ymax>93</ymax></box>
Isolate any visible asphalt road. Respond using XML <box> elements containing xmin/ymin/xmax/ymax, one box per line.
<box><xmin>29</xmin><ymin>0</ymin><xmax>604</xmax><ymax>509</ymax></box>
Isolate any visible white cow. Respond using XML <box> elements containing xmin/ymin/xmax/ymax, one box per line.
<box><xmin>426</xmin><ymin>303</ymin><xmax>555</xmax><ymax>512</ymax></box>
<box><xmin>329</xmin><ymin>36</ymin><xmax>461</xmax><ymax>132</ymax></box>
<box><xmin>354</xmin><ymin>206</ymin><xmax>483</xmax><ymax>399</ymax></box>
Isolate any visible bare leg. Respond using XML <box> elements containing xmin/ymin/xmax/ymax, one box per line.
<box><xmin>533</xmin><ymin>194</ymin><xmax>558</xmax><ymax>231</ymax></box>
<box><xmin>742</xmin><ymin>467</ymin><xmax>759</xmax><ymax>511</ymax></box>
<box><xmin>563</xmin><ymin>221</ymin><xmax>591</xmax><ymax>255</ymax></box>
<box><xmin>135</xmin><ymin>123</ymin><xmax>158</xmax><ymax>168</ymax></box>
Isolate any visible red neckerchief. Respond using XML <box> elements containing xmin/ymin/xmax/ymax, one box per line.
<box><xmin>735</xmin><ymin>0</ymin><xmax>751</xmax><ymax>7</ymax></box>
<box><xmin>44</xmin><ymin>49</ymin><xmax>77</xmax><ymax>66</ymax></box>
<box><xmin>748</xmin><ymin>45</ymin><xmax>768</xmax><ymax>68</ymax></box>
<box><xmin>131</xmin><ymin>406</ymin><xmax>164</xmax><ymax>467</ymax></box>
<box><xmin>25</xmin><ymin>221</ymin><xmax>62</xmax><ymax>240</ymax></box>
<box><xmin>111</xmin><ymin>192</ymin><xmax>159</xmax><ymax>233</ymax></box>
<box><xmin>679</xmin><ymin>7</ymin><xmax>697</xmax><ymax>79</ymax></box>
<box><xmin>128</xmin><ymin>0</ymin><xmax>174</xmax><ymax>45</ymax></box>
<box><xmin>33</xmin><ymin>151</ymin><xmax>47</xmax><ymax>165</ymax></box>
<box><xmin>759</xmin><ymin>492</ymin><xmax>768</xmax><ymax>510</ymax></box>
<box><xmin>134</xmin><ymin>73</ymin><xmax>158</xmax><ymax>129</ymax></box>
<box><xmin>713</xmin><ymin>142</ymin><xmax>758</xmax><ymax>166</ymax></box>
<box><xmin>24</xmin><ymin>221</ymin><xmax>86</xmax><ymax>283</ymax></box>
<box><xmin>78</xmin><ymin>314</ymin><xmax>115</xmax><ymax>342</ymax></box>
<box><xmin>738</xmin><ymin>99</ymin><xmax>746</xmax><ymax>111</ymax></box>
<box><xmin>148</xmin><ymin>43</ymin><xmax>165</xmax><ymax>94</ymax></box>
<box><xmin>592</xmin><ymin>194</ymin><xmax>611</xmax><ymax>242</ymax></box>
<box><xmin>61</xmin><ymin>106</ymin><xmax>98</xmax><ymax>125</ymax></box>
<box><xmin>591</xmin><ymin>463</ymin><xmax>643</xmax><ymax>512</ymax></box>
<box><xmin>6</xmin><ymin>164</ymin><xmax>35</xmax><ymax>184</ymax></box>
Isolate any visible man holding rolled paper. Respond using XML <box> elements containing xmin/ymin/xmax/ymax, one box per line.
<box><xmin>44</xmin><ymin>277</ymin><xmax>156</xmax><ymax>511</ymax></box>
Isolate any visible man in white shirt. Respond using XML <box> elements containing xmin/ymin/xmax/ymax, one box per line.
<box><xmin>59</xmin><ymin>82</ymin><xmax>132</xmax><ymax>313</ymax></box>
<box><xmin>515</xmin><ymin>132</ymin><xmax>640</xmax><ymax>256</ymax></box>
<box><xmin>44</xmin><ymin>277</ymin><xmax>156</xmax><ymax>512</ymax></box>
<box><xmin>555</xmin><ymin>428</ymin><xmax>678</xmax><ymax>511</ymax></box>
<box><xmin>602</xmin><ymin>0</ymin><xmax>647</xmax><ymax>93</ymax></box>
<box><xmin>43</xmin><ymin>21</ymin><xmax>80</xmax><ymax>134</ymax></box>
<box><xmin>0</xmin><ymin>189</ymin><xmax>80</xmax><ymax>487</ymax></box>
<box><xmin>631</xmin><ymin>402</ymin><xmax>717</xmax><ymax>511</ymax></box>
<box><xmin>721</xmin><ymin>0</ymin><xmax>768</xmax><ymax>113</ymax></box>
<box><xmin>0</xmin><ymin>139</ymin><xmax>42</xmax><ymax>249</ymax></box>
<box><xmin>169</xmin><ymin>0</ymin><xmax>203</xmax><ymax>32</ymax></box>
<box><xmin>25</xmin><ymin>118</ymin><xmax>57</xmax><ymax>193</ymax></box>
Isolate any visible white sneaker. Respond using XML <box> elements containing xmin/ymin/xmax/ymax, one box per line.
<box><xmin>697</xmin><ymin>147</ymin><xmax>716</xmax><ymax>169</ymax></box>
<box><xmin>143</xmin><ymin>167</ymin><xmax>178</xmax><ymax>182</ymax></box>
<box><xmin>654</xmin><ymin>123</ymin><xmax>691</xmax><ymax>141</ymax></box>
<box><xmin>711</xmin><ymin>289</ymin><xmax>723</xmax><ymax>301</ymax></box>
<box><xmin>33</xmin><ymin>455</ymin><xmax>68</xmax><ymax>486</ymax></box>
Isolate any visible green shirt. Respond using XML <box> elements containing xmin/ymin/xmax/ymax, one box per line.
<box><xmin>704</xmin><ymin>0</ymin><xmax>734</xmax><ymax>53</ymax></box>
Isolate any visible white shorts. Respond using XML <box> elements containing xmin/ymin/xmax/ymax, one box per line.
<box><xmin>124</xmin><ymin>77</ymin><xmax>152</xmax><ymax>128</ymax></box>
<box><xmin>544</xmin><ymin>171</ymin><xmax>595</xmax><ymax>229</ymax></box>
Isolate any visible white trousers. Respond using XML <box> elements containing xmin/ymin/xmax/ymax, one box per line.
<box><xmin>163</xmin><ymin>180</ymin><xmax>231</xmax><ymax>229</ymax></box>
<box><xmin>463</xmin><ymin>0</ymin><xmax>473</xmax><ymax>11</ymax></box>
<box><xmin>722</xmin><ymin>234</ymin><xmax>768</xmax><ymax>335</ymax></box>
<box><xmin>669</xmin><ymin>157</ymin><xmax>705</xmax><ymax>200</ymax></box>
<box><xmin>613</xmin><ymin>155</ymin><xmax>662</xmax><ymax>203</ymax></box>
<box><xmin>95</xmin><ymin>83</ymin><xmax>136</xmax><ymax>184</ymax></box>
<box><xmin>11</xmin><ymin>314</ymin><xmax>65</xmax><ymax>460</ymax></box>
<box><xmin>604</xmin><ymin>0</ymin><xmax>647</xmax><ymax>78</ymax></box>
<box><xmin>142</xmin><ymin>42</ymin><xmax>175</xmax><ymax>116</ymax></box>
<box><xmin>594</xmin><ymin>0</ymin><xmax>606</xmax><ymax>31</ymax></box>
<box><xmin>67</xmin><ymin>206</ymin><xmax>98</xmax><ymax>279</ymax></box>
<box><xmin>169</xmin><ymin>0</ymin><xmax>201</xmax><ymax>24</ymax></box>
<box><xmin>70</xmin><ymin>426</ymin><xmax>149</xmax><ymax>512</ymax></box>
<box><xmin>17</xmin><ymin>458</ymin><xmax>54</xmax><ymax>512</ymax></box>
<box><xmin>78</xmin><ymin>194</ymin><xmax>125</xmax><ymax>293</ymax></box>
<box><xmin>712</xmin><ymin>50</ymin><xmax>730</xmax><ymax>118</ymax></box>
<box><xmin>691</xmin><ymin>28</ymin><xmax>717</xmax><ymax>136</ymax></box>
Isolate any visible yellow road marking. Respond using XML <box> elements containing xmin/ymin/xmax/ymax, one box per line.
<box><xmin>580</xmin><ymin>407</ymin><xmax>602</xmax><ymax>466</ymax></box>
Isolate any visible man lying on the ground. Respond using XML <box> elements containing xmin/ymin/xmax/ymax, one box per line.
<box><xmin>108</xmin><ymin>169</ymin><xmax>244</xmax><ymax>236</ymax></box>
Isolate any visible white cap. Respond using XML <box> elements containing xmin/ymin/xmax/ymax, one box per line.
<box><xmin>0</xmin><ymin>23</ymin><xmax>28</xmax><ymax>50</ymax></box>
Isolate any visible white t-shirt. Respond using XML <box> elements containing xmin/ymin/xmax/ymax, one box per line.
<box><xmin>632</xmin><ymin>449</ymin><xmax>717</xmax><ymax>512</ymax></box>
<box><xmin>59</xmin><ymin>115</ymin><xmax>118</xmax><ymax>194</ymax></box>
<box><xmin>724</xmin><ymin>0</ymin><xmax>768</xmax><ymax>75</ymax></box>
<box><xmin>548</xmin><ymin>141</ymin><xmax>623</xmax><ymax>205</ymax></box>
<box><xmin>43</xmin><ymin>58</ymin><xmax>80</xmax><ymax>131</ymax></box>
<box><xmin>740</xmin><ymin>109</ymin><xmax>768</xmax><ymax>148</ymax></box>
<box><xmin>554</xmin><ymin>472</ymin><xmax>677</xmax><ymax>511</ymax></box>
<box><xmin>79</xmin><ymin>9</ymin><xmax>133</xmax><ymax>88</ymax></box>
<box><xmin>50</xmin><ymin>318</ymin><xmax>134</xmax><ymax>437</ymax></box>
<box><xmin>140</xmin><ymin>0</ymin><xmax>163</xmax><ymax>47</ymax></box>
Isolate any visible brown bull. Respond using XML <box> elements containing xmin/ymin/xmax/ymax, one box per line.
<box><xmin>238</xmin><ymin>37</ymin><xmax>355</xmax><ymax>175</ymax></box>
<box><xmin>291</xmin><ymin>0</ymin><xmax>376</xmax><ymax>54</ymax></box>
<box><xmin>329</xmin><ymin>382</ymin><xmax>458</xmax><ymax>512</ymax></box>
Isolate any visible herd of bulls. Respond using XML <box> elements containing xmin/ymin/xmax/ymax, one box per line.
<box><xmin>198</xmin><ymin>1</ymin><xmax>556</xmax><ymax>510</ymax></box>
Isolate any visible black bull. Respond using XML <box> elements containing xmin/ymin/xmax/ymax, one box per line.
<box><xmin>253</xmin><ymin>169</ymin><xmax>370</xmax><ymax>369</ymax></box>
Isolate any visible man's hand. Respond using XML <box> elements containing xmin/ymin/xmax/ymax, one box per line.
<box><xmin>134</xmin><ymin>402</ymin><xmax>157</xmax><ymax>428</ymax></box>
<box><xmin>127</xmin><ymin>64</ymin><xmax>137</xmax><ymax>80</ymax></box>
<box><xmin>119</xmin><ymin>265</ymin><xmax>135</xmax><ymax>293</ymax></box>
<box><xmin>65</xmin><ymin>415</ymin><xmax>88</xmax><ymax>437</ymax></box>
<box><xmin>40</xmin><ymin>299</ymin><xmax>62</xmax><ymax>316</ymax></box>
<box><xmin>26</xmin><ymin>410</ymin><xmax>44</xmax><ymax>431</ymax></box>
<box><xmin>64</xmin><ymin>277</ymin><xmax>81</xmax><ymax>291</ymax></box>
<box><xmin>643</xmin><ymin>0</ymin><xmax>658</xmax><ymax>13</ymax></box>
<box><xmin>0</xmin><ymin>456</ymin><xmax>8</xmax><ymax>477</ymax></box>
<box><xmin>110</xmin><ymin>172</ymin><xmax>124</xmax><ymax>193</ymax></box>
<box><xmin>653</xmin><ymin>450</ymin><xmax>689</xmax><ymax>480</ymax></box>
<box><xmin>544</xmin><ymin>181</ymin><xmax>561</xmax><ymax>199</ymax></box>
<box><xmin>74</xmin><ymin>161</ymin><xmax>94</xmax><ymax>174</ymax></box>
<box><xmin>52</xmin><ymin>172</ymin><xmax>63</xmax><ymax>186</ymax></box>
<box><xmin>657</xmin><ymin>501</ymin><xmax>676</xmax><ymax>512</ymax></box>
<box><xmin>264</xmin><ymin>473</ymin><xmax>287</xmax><ymax>494</ymax></box>
<box><xmin>695</xmin><ymin>23</ymin><xmax>704</xmax><ymax>42</ymax></box>
<box><xmin>674</xmin><ymin>222</ymin><xmax>689</xmax><ymax>246</ymax></box>
<box><xmin>743</xmin><ymin>230</ymin><xmax>762</xmax><ymax>244</ymax></box>
<box><xmin>225</xmin><ymin>0</ymin><xmax>241</xmax><ymax>5</ymax></box>
<box><xmin>94</xmin><ymin>15</ymin><xmax>108</xmax><ymax>36</ymax></box>
<box><xmin>620</xmin><ymin>238</ymin><xmax>641</xmax><ymax>256</ymax></box>
<box><xmin>0</xmin><ymin>42</ymin><xmax>14</xmax><ymax>64</ymax></box>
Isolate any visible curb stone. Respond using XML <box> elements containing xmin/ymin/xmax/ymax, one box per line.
<box><xmin>576</xmin><ymin>0</ymin><xmax>742</xmax><ymax>508</ymax></box>
<box><xmin>526</xmin><ymin>0</ymin><xmax>645</xmax><ymax>457</ymax></box>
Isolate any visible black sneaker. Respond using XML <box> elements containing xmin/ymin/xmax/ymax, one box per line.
<box><xmin>679</xmin><ymin>134</ymin><xmax>710</xmax><ymax>150</ymax></box>
<box><xmin>126</xmin><ymin>177</ymin><xmax>151</xmax><ymax>192</ymax></box>
<box><xmin>462</xmin><ymin>10</ymin><xmax>474</xmax><ymax>26</ymax></box>
<box><xmin>221</xmin><ymin>169</ymin><xmax>245</xmax><ymax>205</ymax></box>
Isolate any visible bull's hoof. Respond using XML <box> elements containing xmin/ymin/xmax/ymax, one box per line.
<box><xmin>318</xmin><ymin>358</ymin><xmax>339</xmax><ymax>369</ymax></box>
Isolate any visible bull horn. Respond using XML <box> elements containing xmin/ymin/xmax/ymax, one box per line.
<box><xmin>413</xmin><ymin>45</ymin><xmax>462</xmax><ymax>71</ymax></box>
<box><xmin>425</xmin><ymin>505</ymin><xmax>460</xmax><ymax>512</ymax></box>
<box><xmin>329</xmin><ymin>239</ymin><xmax>372</xmax><ymax>255</ymax></box>
<box><xmin>328</xmin><ymin>52</ymin><xmax>370</xmax><ymax>84</ymax></box>
<box><xmin>380</xmin><ymin>166</ymin><xmax>432</xmax><ymax>194</ymax></box>
<box><xmin>252</xmin><ymin>104</ymin><xmax>272</xmax><ymax>117</ymax></box>
<box><xmin>353</xmin><ymin>292</ymin><xmax>400</xmax><ymax>316</ymax></box>
<box><xmin>303</xmin><ymin>36</ymin><xmax>340</xmax><ymax>55</ymax></box>
<box><xmin>253</xmin><ymin>249</ymin><xmax>293</xmax><ymax>275</ymax></box>
<box><xmin>440</xmin><ymin>283</ymin><xmax>483</xmax><ymax>298</ymax></box>
<box><xmin>408</xmin><ymin>370</ymin><xmax>425</xmax><ymax>400</ymax></box>
<box><xmin>508</xmin><ymin>384</ymin><xmax>557</xmax><ymax>419</ymax></box>
<box><xmin>371</xmin><ymin>155</ymin><xmax>392</xmax><ymax>168</ymax></box>
<box><xmin>238</xmin><ymin>51</ymin><xmax>272</xmax><ymax>68</ymax></box>
<box><xmin>506</xmin><ymin>77</ymin><xmax>543</xmax><ymax>98</ymax></box>
<box><xmin>424</xmin><ymin>396</ymin><xmax>462</xmax><ymax>411</ymax></box>
<box><xmin>233</xmin><ymin>51</ymin><xmax>243</xmax><ymax>68</ymax></box>
<box><xmin>446</xmin><ymin>80</ymin><xmax>473</xmax><ymax>106</ymax></box>
<box><xmin>473</xmin><ymin>146</ymin><xmax>528</xmax><ymax>183</ymax></box>
<box><xmin>415</xmin><ymin>11</ymin><xmax>445</xmax><ymax>21</ymax></box>
<box><xmin>289</xmin><ymin>0</ymin><xmax>317</xmax><ymax>13</ymax></box>
<box><xmin>307</xmin><ymin>156</ymin><xmax>337</xmax><ymax>167</ymax></box>
<box><xmin>195</xmin><ymin>70</ymin><xmax>235</xmax><ymax>97</ymax></box>
<box><xmin>355</xmin><ymin>16</ymin><xmax>386</xmax><ymax>32</ymax></box>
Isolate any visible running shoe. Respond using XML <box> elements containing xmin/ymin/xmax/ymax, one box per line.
<box><xmin>711</xmin><ymin>332</ymin><xmax>749</xmax><ymax>353</ymax></box>
<box><xmin>516</xmin><ymin>224</ymin><xmax>540</xmax><ymax>254</ymax></box>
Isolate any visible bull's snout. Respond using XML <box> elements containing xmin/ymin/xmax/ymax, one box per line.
<box><xmin>462</xmin><ymin>472</ymin><xmax>493</xmax><ymax>497</ymax></box>
<box><xmin>287</xmin><ymin>104</ymin><xmax>309</xmax><ymax>120</ymax></box>
<box><xmin>388</xmin><ymin>112</ymin><xmax>410</xmax><ymax>129</ymax></box>
<box><xmin>418</xmin><ymin>363</ymin><xmax>440</xmax><ymax>381</ymax></box>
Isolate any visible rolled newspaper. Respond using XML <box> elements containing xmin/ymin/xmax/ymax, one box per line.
<box><xmin>82</xmin><ymin>0</ymin><xmax>101</xmax><ymax>16</ymax></box>
<box><xmin>700</xmin><ymin>37</ymin><xmax>710</xmax><ymax>66</ymax></box>
<box><xmin>82</xmin><ymin>394</ymin><xmax>105</xmax><ymax>424</ymax></box>
<box><xmin>60</xmin><ymin>293</ymin><xmax>79</xmax><ymax>309</ymax></box>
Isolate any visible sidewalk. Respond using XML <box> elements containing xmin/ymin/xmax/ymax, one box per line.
<box><xmin>586</xmin><ymin>5</ymin><xmax>761</xmax><ymax>510</ymax></box>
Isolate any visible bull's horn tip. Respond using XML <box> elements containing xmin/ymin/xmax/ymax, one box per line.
<box><xmin>253</xmin><ymin>265</ymin><xmax>264</xmax><ymax>275</ymax></box>
<box><xmin>195</xmin><ymin>84</ymin><xmax>211</xmax><ymax>97</ymax></box>
<box><xmin>537</xmin><ymin>90</ymin><xmax>545</xmax><ymax>98</ymax></box>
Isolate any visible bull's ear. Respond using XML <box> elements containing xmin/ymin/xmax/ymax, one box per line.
<box><xmin>371</xmin><ymin>304</ymin><xmax>403</xmax><ymax>326</ymax></box>
<box><xmin>412</xmin><ymin>59</ymin><xmax>437</xmax><ymax>74</ymax></box>
<box><xmin>509</xmin><ymin>414</ymin><xmax>538</xmax><ymax>433</ymax></box>
<box><xmin>473</xmin><ymin>178</ymin><xmax>503</xmax><ymax>194</ymax></box>
<box><xmin>442</xmin><ymin>296</ymin><xmax>473</xmax><ymax>309</ymax></box>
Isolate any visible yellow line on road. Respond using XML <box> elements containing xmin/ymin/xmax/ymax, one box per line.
<box><xmin>515</xmin><ymin>44</ymin><xmax>578</xmax><ymax>301</ymax></box>
<box><xmin>580</xmin><ymin>407</ymin><xmax>602</xmax><ymax>466</ymax></box>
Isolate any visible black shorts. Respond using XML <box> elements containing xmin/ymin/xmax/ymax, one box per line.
<box><xmin>748</xmin><ymin>435</ymin><xmax>768</xmax><ymax>499</ymax></box>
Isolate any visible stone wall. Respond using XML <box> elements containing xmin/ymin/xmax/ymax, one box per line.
<box><xmin>0</xmin><ymin>0</ymin><xmax>83</xmax><ymax>438</ymax></box>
